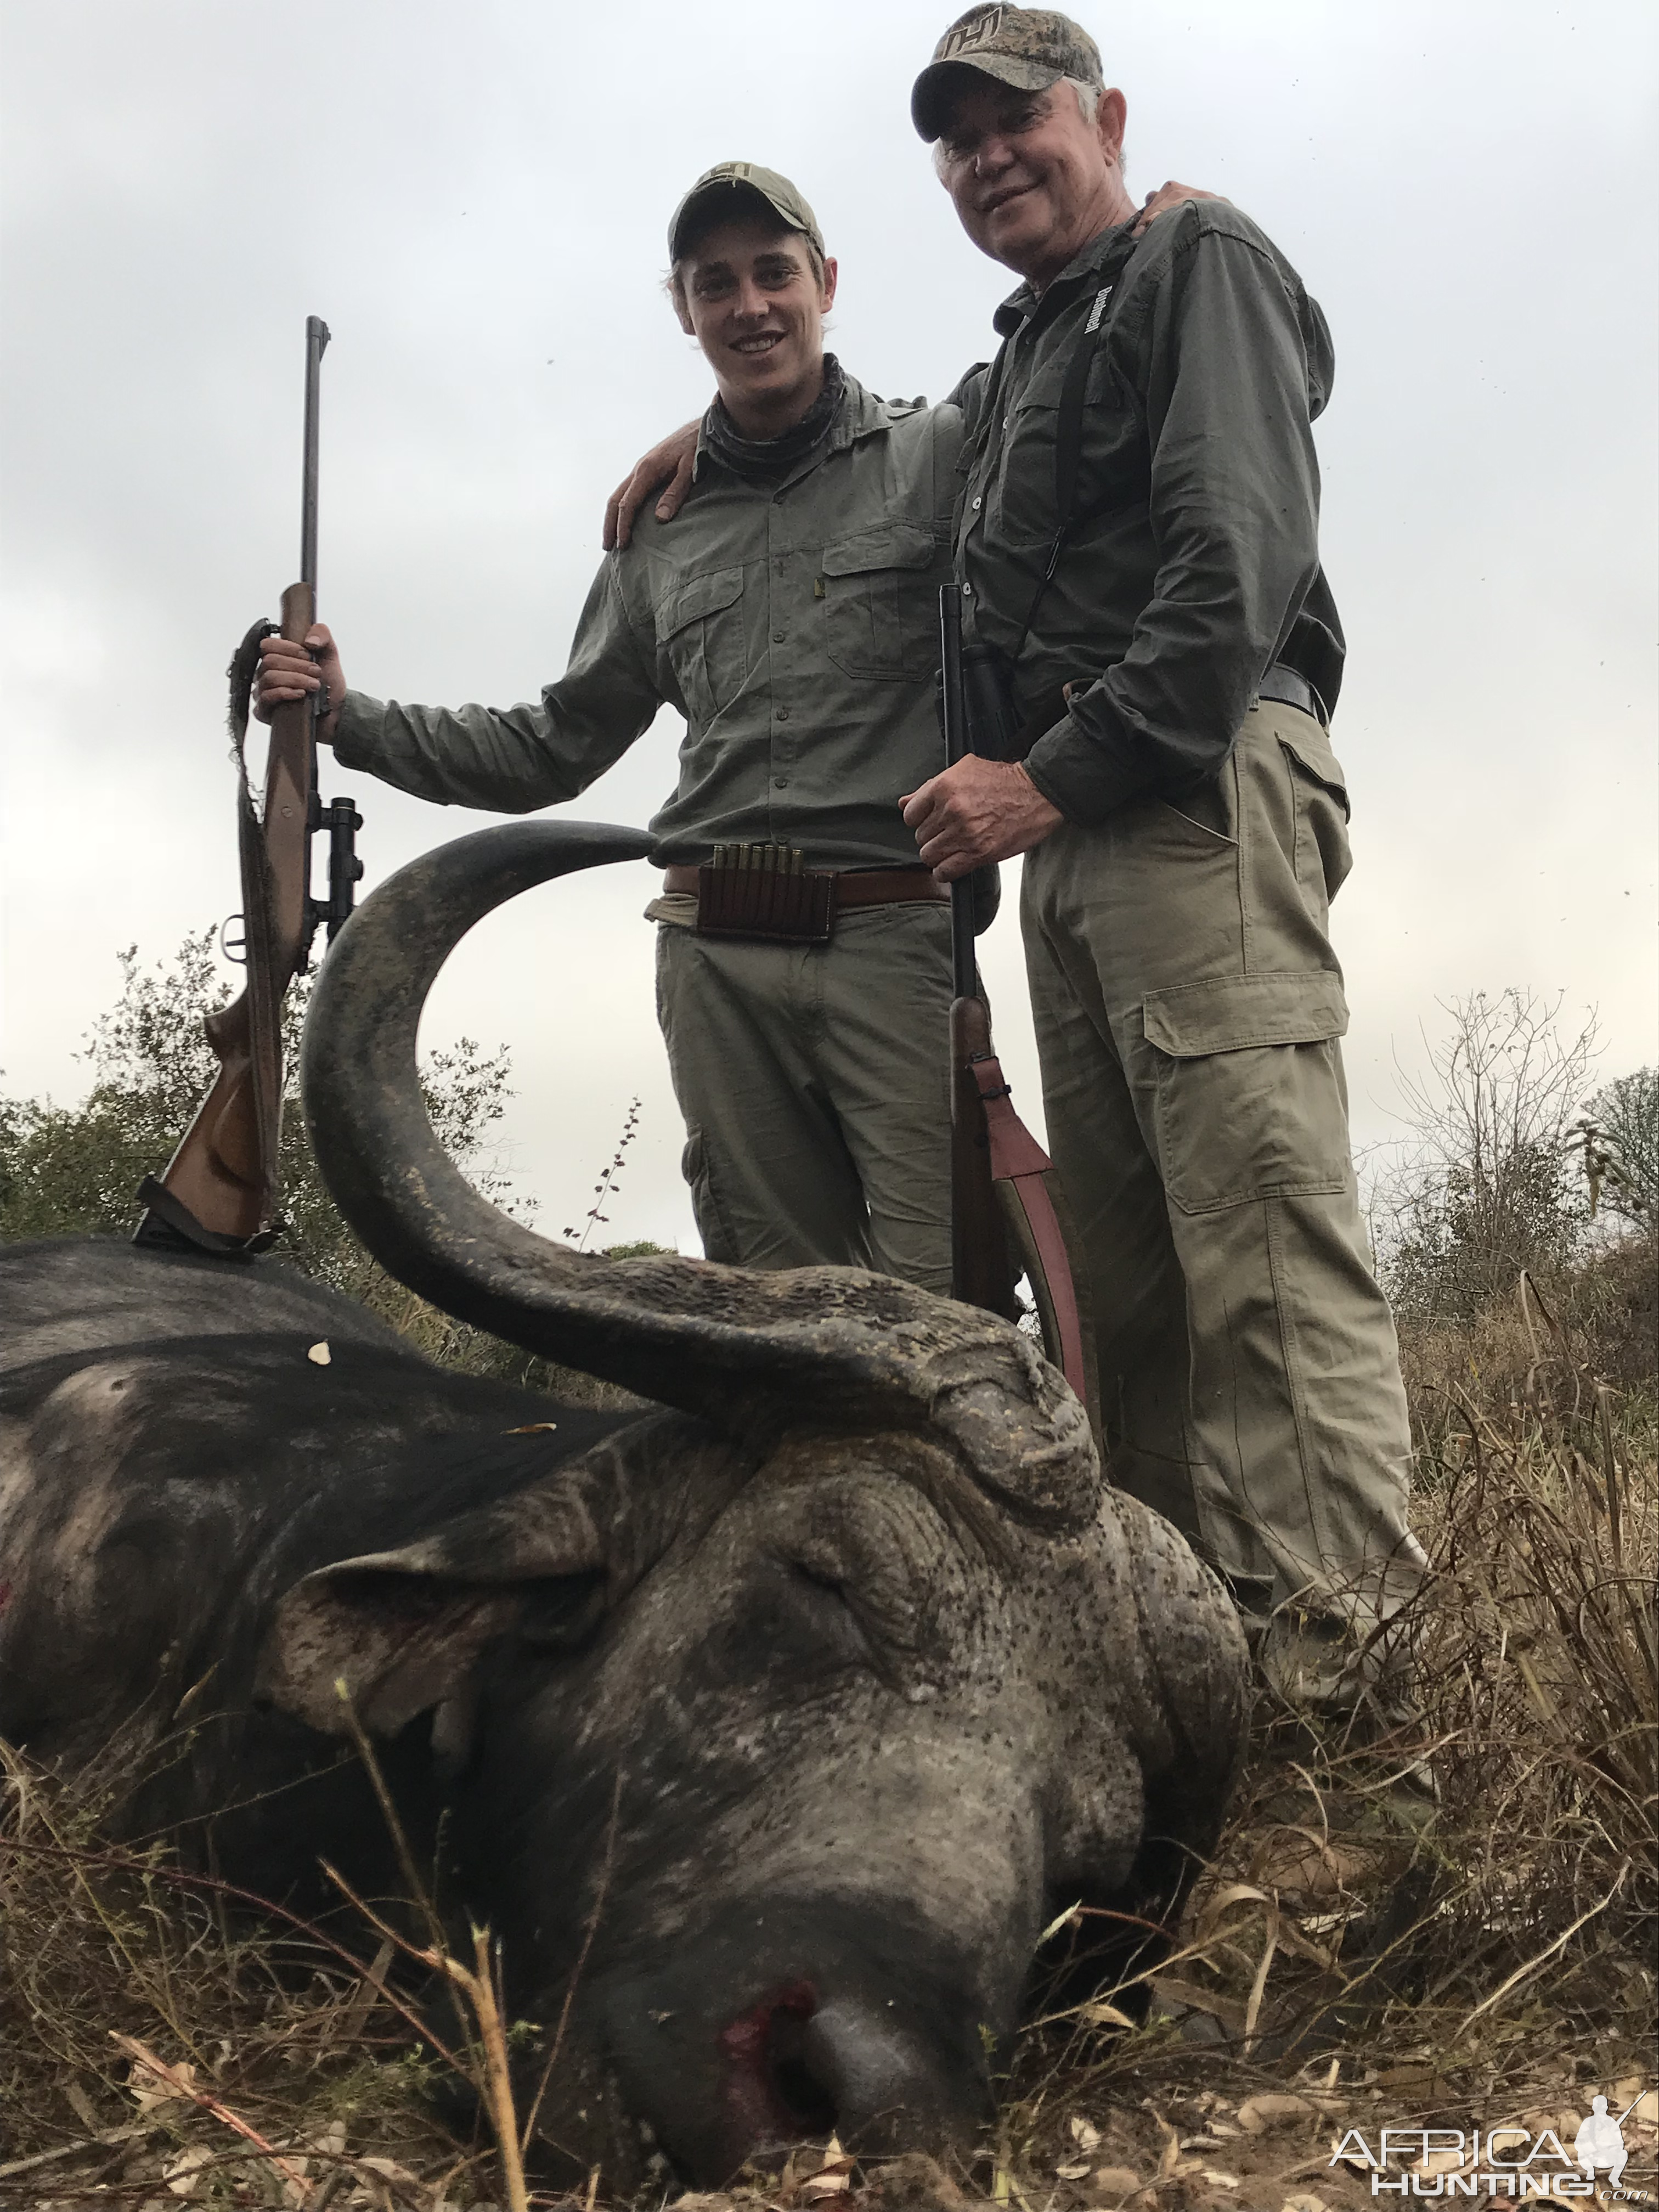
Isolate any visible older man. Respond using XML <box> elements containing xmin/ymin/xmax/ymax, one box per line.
<box><xmin>258</xmin><ymin>165</ymin><xmax>966</xmax><ymax>1290</ymax></box>
<box><xmin>900</xmin><ymin>5</ymin><xmax>1426</xmax><ymax>1695</ymax></box>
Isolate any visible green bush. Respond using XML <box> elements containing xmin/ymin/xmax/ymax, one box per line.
<box><xmin>0</xmin><ymin>930</ymin><xmax>655</xmax><ymax>1400</ymax></box>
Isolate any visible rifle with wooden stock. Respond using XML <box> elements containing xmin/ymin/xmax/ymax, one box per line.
<box><xmin>939</xmin><ymin>583</ymin><xmax>1093</xmax><ymax>1410</ymax></box>
<box><xmin>134</xmin><ymin>315</ymin><xmax>362</xmax><ymax>1257</ymax></box>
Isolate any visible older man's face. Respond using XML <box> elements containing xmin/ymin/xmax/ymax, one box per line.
<box><xmin>935</xmin><ymin>80</ymin><xmax>1126</xmax><ymax>288</ymax></box>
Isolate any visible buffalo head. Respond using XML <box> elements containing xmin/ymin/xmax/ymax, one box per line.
<box><xmin>253</xmin><ymin>820</ymin><xmax>1247</xmax><ymax>2187</ymax></box>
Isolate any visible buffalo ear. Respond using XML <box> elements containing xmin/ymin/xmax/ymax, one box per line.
<box><xmin>256</xmin><ymin>1499</ymin><xmax>613</xmax><ymax>1739</ymax></box>
<box><xmin>256</xmin><ymin>1562</ymin><xmax>534</xmax><ymax>1737</ymax></box>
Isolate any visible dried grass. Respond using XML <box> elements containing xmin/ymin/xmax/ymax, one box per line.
<box><xmin>2</xmin><ymin>1246</ymin><xmax>1654</xmax><ymax>2210</ymax></box>
<box><xmin>0</xmin><ymin>1759</ymin><xmax>472</xmax><ymax>2200</ymax></box>
<box><xmin>988</xmin><ymin>1242</ymin><xmax>1656</xmax><ymax>2212</ymax></box>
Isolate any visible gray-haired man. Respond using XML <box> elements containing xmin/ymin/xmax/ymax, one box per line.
<box><xmin>899</xmin><ymin>5</ymin><xmax>1427</xmax><ymax>1704</ymax></box>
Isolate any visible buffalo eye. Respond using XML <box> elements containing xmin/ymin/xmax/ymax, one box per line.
<box><xmin>791</xmin><ymin>1559</ymin><xmax>849</xmax><ymax>1602</ymax></box>
<box><xmin>789</xmin><ymin>1558</ymin><xmax>864</xmax><ymax>1628</ymax></box>
<box><xmin>751</xmin><ymin>1555</ymin><xmax>872</xmax><ymax>1664</ymax></box>
<box><xmin>786</xmin><ymin>1542</ymin><xmax>925</xmax><ymax>1661</ymax></box>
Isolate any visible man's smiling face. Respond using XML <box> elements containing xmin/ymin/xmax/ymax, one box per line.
<box><xmin>675</xmin><ymin>216</ymin><xmax>838</xmax><ymax>433</ymax></box>
<box><xmin>934</xmin><ymin>78</ymin><xmax>1129</xmax><ymax>288</ymax></box>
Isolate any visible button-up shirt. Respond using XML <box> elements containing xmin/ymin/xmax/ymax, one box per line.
<box><xmin>334</xmin><ymin>373</ymin><xmax>961</xmax><ymax>870</ymax></box>
<box><xmin>955</xmin><ymin>201</ymin><xmax>1345</xmax><ymax>826</ymax></box>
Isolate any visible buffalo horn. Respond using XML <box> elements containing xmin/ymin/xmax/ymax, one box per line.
<box><xmin>300</xmin><ymin>821</ymin><xmax>1098</xmax><ymax>1530</ymax></box>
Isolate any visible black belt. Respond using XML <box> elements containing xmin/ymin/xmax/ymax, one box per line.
<box><xmin>1257</xmin><ymin>663</ymin><xmax>1328</xmax><ymax>727</ymax></box>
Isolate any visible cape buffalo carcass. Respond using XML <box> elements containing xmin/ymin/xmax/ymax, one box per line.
<box><xmin>0</xmin><ymin>821</ymin><xmax>1248</xmax><ymax>2191</ymax></box>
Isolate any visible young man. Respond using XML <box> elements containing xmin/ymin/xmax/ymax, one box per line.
<box><xmin>257</xmin><ymin>166</ymin><xmax>963</xmax><ymax>1290</ymax></box>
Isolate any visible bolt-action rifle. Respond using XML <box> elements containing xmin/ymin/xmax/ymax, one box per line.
<box><xmin>939</xmin><ymin>583</ymin><xmax>1093</xmax><ymax>1410</ymax></box>
<box><xmin>134</xmin><ymin>315</ymin><xmax>362</xmax><ymax>1257</ymax></box>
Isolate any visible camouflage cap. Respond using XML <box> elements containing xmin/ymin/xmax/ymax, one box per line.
<box><xmin>911</xmin><ymin>3</ymin><xmax>1103</xmax><ymax>140</ymax></box>
<box><xmin>667</xmin><ymin>162</ymin><xmax>825</xmax><ymax>263</ymax></box>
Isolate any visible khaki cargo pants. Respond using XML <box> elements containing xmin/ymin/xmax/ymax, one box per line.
<box><xmin>1021</xmin><ymin>701</ymin><xmax>1423</xmax><ymax>1627</ymax></box>
<box><xmin>655</xmin><ymin>902</ymin><xmax>955</xmax><ymax>1295</ymax></box>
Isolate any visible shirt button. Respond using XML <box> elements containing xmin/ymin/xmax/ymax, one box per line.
<box><xmin>772</xmin><ymin>630</ymin><xmax>786</xmax><ymax>642</ymax></box>
<box><xmin>963</xmin><ymin>583</ymin><xmax>973</xmax><ymax>597</ymax></box>
<box><xmin>1002</xmin><ymin>416</ymin><xmax>1009</xmax><ymax>428</ymax></box>
<box><xmin>777</xmin><ymin>706</ymin><xmax>791</xmax><ymax>719</ymax></box>
<box><xmin>972</xmin><ymin>496</ymin><xmax>982</xmax><ymax>510</ymax></box>
<box><xmin>774</xmin><ymin>777</ymin><xmax>788</xmax><ymax>788</ymax></box>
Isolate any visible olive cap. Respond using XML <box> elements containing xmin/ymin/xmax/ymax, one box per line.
<box><xmin>911</xmin><ymin>3</ymin><xmax>1103</xmax><ymax>140</ymax></box>
<box><xmin>667</xmin><ymin>162</ymin><xmax>825</xmax><ymax>263</ymax></box>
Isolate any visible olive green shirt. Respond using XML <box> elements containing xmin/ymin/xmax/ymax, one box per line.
<box><xmin>955</xmin><ymin>200</ymin><xmax>1345</xmax><ymax>827</ymax></box>
<box><xmin>334</xmin><ymin>374</ymin><xmax>960</xmax><ymax>870</ymax></box>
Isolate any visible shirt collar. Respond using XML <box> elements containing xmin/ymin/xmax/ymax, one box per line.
<box><xmin>691</xmin><ymin>367</ymin><xmax>906</xmax><ymax>483</ymax></box>
<box><xmin>990</xmin><ymin>215</ymin><xmax>1140</xmax><ymax>337</ymax></box>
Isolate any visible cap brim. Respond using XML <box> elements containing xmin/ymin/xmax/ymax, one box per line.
<box><xmin>910</xmin><ymin>54</ymin><xmax>1060</xmax><ymax>140</ymax></box>
<box><xmin>669</xmin><ymin>178</ymin><xmax>814</xmax><ymax>262</ymax></box>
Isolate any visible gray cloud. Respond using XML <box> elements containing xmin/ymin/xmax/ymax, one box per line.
<box><xmin>3</xmin><ymin>0</ymin><xmax>1655</xmax><ymax>1249</ymax></box>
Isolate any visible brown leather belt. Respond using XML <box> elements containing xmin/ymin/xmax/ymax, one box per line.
<box><xmin>663</xmin><ymin>865</ymin><xmax>946</xmax><ymax>911</ymax></box>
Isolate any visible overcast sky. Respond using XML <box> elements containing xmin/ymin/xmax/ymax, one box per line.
<box><xmin>3</xmin><ymin>0</ymin><xmax>1655</xmax><ymax>1253</ymax></box>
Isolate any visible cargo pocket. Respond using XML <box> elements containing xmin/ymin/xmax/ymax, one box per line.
<box><xmin>820</xmin><ymin>525</ymin><xmax>942</xmax><ymax>678</ymax></box>
<box><xmin>658</xmin><ymin>565</ymin><xmax>746</xmax><ymax>725</ymax></box>
<box><xmin>1278</xmin><ymin>727</ymin><xmax>1352</xmax><ymax>908</ymax></box>
<box><xmin>680</xmin><ymin>1125</ymin><xmax>738</xmax><ymax>1265</ymax></box>
<box><xmin>1143</xmin><ymin>970</ymin><xmax>1352</xmax><ymax>1214</ymax></box>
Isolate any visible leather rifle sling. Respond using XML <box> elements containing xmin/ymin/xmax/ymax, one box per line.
<box><xmin>966</xmin><ymin>1051</ymin><xmax>1090</xmax><ymax>1406</ymax></box>
<box><xmin>134</xmin><ymin>620</ymin><xmax>292</xmax><ymax>1252</ymax></box>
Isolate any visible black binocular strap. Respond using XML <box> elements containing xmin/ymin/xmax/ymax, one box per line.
<box><xmin>1009</xmin><ymin>277</ymin><xmax>1128</xmax><ymax>667</ymax></box>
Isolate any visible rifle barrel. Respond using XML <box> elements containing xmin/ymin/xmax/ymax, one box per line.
<box><xmin>939</xmin><ymin>583</ymin><xmax>968</xmax><ymax>772</ymax></box>
<box><xmin>938</xmin><ymin>584</ymin><xmax>978</xmax><ymax>1000</ymax></box>
<box><xmin>300</xmin><ymin>314</ymin><xmax>331</xmax><ymax>591</ymax></box>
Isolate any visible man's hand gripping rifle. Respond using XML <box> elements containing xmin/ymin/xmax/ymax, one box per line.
<box><xmin>134</xmin><ymin>316</ymin><xmax>363</xmax><ymax>1256</ymax></box>
<box><xmin>939</xmin><ymin>584</ymin><xmax>1092</xmax><ymax>1411</ymax></box>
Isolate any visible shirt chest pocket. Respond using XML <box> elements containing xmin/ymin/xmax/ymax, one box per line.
<box><xmin>995</xmin><ymin>357</ymin><xmax>1147</xmax><ymax>550</ymax></box>
<box><xmin>819</xmin><ymin>526</ymin><xmax>941</xmax><ymax>680</ymax></box>
<box><xmin>657</xmin><ymin>565</ymin><xmax>747</xmax><ymax>727</ymax></box>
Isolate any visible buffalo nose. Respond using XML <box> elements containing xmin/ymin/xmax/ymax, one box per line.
<box><xmin>795</xmin><ymin>1999</ymin><xmax>960</xmax><ymax>2151</ymax></box>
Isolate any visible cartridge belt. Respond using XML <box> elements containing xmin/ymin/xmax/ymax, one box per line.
<box><xmin>663</xmin><ymin>853</ymin><xmax>946</xmax><ymax>945</ymax></box>
<box><xmin>662</xmin><ymin>863</ymin><xmax>946</xmax><ymax>909</ymax></box>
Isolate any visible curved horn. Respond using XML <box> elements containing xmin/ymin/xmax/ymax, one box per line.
<box><xmin>301</xmin><ymin>821</ymin><xmax>1097</xmax><ymax>1530</ymax></box>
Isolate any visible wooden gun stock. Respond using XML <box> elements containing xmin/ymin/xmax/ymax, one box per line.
<box><xmin>951</xmin><ymin>995</ymin><xmax>1020</xmax><ymax>1320</ymax></box>
<box><xmin>138</xmin><ymin>586</ymin><xmax>316</xmax><ymax>1251</ymax></box>
<box><xmin>264</xmin><ymin>581</ymin><xmax>320</xmax><ymax>973</ymax></box>
<box><xmin>135</xmin><ymin>316</ymin><xmax>342</xmax><ymax>1258</ymax></box>
<box><xmin>938</xmin><ymin>580</ymin><xmax>1094</xmax><ymax>1413</ymax></box>
<box><xmin>950</xmin><ymin>992</ymin><xmax>1094</xmax><ymax>1412</ymax></box>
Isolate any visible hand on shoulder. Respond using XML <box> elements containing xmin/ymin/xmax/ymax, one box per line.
<box><xmin>1131</xmin><ymin>180</ymin><xmax>1229</xmax><ymax>237</ymax></box>
<box><xmin>604</xmin><ymin>420</ymin><xmax>700</xmax><ymax>552</ymax></box>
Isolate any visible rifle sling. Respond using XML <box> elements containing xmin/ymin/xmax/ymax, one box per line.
<box><xmin>966</xmin><ymin>1051</ymin><xmax>1089</xmax><ymax>1401</ymax></box>
<box><xmin>133</xmin><ymin>621</ymin><xmax>291</xmax><ymax>1256</ymax></box>
<box><xmin>134</xmin><ymin>1175</ymin><xmax>278</xmax><ymax>1260</ymax></box>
